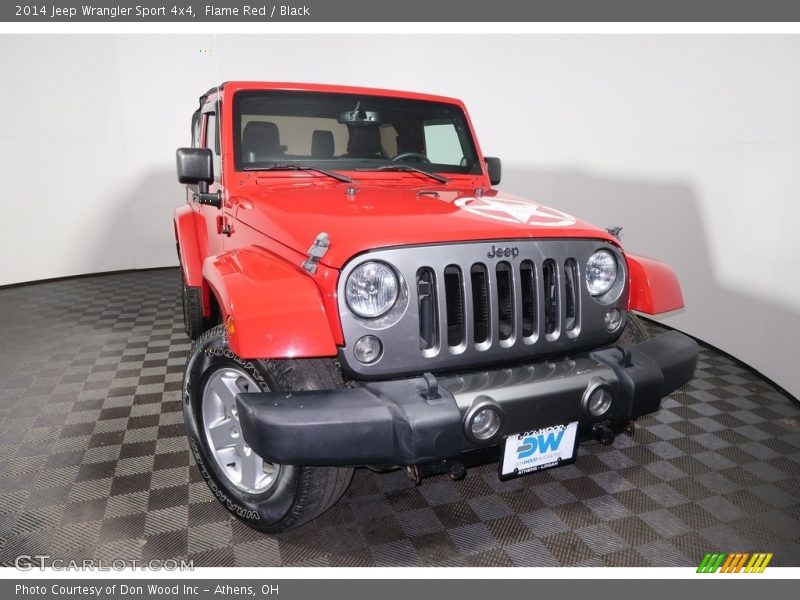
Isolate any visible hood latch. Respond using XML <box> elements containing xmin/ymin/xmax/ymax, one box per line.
<box><xmin>302</xmin><ymin>232</ymin><xmax>330</xmax><ymax>274</ymax></box>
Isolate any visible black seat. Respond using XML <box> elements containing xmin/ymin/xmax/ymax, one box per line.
<box><xmin>345</xmin><ymin>127</ymin><xmax>383</xmax><ymax>158</ymax></box>
<box><xmin>311</xmin><ymin>130</ymin><xmax>334</xmax><ymax>159</ymax></box>
<box><xmin>242</xmin><ymin>121</ymin><xmax>282</xmax><ymax>162</ymax></box>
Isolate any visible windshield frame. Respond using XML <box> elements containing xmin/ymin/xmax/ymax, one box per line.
<box><xmin>231</xmin><ymin>89</ymin><xmax>483</xmax><ymax>176</ymax></box>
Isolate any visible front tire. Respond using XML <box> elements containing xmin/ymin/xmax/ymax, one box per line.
<box><xmin>183</xmin><ymin>325</ymin><xmax>353</xmax><ymax>533</ymax></box>
<box><xmin>181</xmin><ymin>279</ymin><xmax>205</xmax><ymax>341</ymax></box>
<box><xmin>618</xmin><ymin>312</ymin><xmax>650</xmax><ymax>345</ymax></box>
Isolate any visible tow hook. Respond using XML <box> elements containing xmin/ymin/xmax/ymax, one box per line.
<box><xmin>405</xmin><ymin>459</ymin><xmax>467</xmax><ymax>485</ymax></box>
<box><xmin>592</xmin><ymin>423</ymin><xmax>616</xmax><ymax>446</ymax></box>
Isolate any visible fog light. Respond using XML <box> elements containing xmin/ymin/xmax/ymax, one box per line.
<box><xmin>583</xmin><ymin>380</ymin><xmax>613</xmax><ymax>418</ymax></box>
<box><xmin>469</xmin><ymin>407</ymin><xmax>501</xmax><ymax>441</ymax></box>
<box><xmin>604</xmin><ymin>308</ymin><xmax>623</xmax><ymax>332</ymax></box>
<box><xmin>354</xmin><ymin>335</ymin><xmax>382</xmax><ymax>364</ymax></box>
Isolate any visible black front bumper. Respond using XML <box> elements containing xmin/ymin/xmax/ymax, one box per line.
<box><xmin>236</xmin><ymin>331</ymin><xmax>698</xmax><ymax>467</ymax></box>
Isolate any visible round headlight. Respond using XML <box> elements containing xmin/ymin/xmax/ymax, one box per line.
<box><xmin>586</xmin><ymin>250</ymin><xmax>618</xmax><ymax>296</ymax></box>
<box><xmin>345</xmin><ymin>262</ymin><xmax>399</xmax><ymax>318</ymax></box>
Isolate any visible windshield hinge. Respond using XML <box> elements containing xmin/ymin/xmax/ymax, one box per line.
<box><xmin>302</xmin><ymin>232</ymin><xmax>330</xmax><ymax>274</ymax></box>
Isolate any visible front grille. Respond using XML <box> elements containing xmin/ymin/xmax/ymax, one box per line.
<box><xmin>419</xmin><ymin>257</ymin><xmax>581</xmax><ymax>354</ymax></box>
<box><xmin>337</xmin><ymin>240</ymin><xmax>627</xmax><ymax>378</ymax></box>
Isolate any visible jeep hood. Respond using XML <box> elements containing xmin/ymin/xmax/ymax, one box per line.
<box><xmin>233</xmin><ymin>180</ymin><xmax>616</xmax><ymax>269</ymax></box>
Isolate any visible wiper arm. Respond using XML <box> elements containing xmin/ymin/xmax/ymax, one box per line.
<box><xmin>356</xmin><ymin>165</ymin><xmax>449</xmax><ymax>184</ymax></box>
<box><xmin>243</xmin><ymin>163</ymin><xmax>352</xmax><ymax>183</ymax></box>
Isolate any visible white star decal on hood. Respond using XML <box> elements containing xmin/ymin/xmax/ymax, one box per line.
<box><xmin>454</xmin><ymin>196</ymin><xmax>577</xmax><ymax>227</ymax></box>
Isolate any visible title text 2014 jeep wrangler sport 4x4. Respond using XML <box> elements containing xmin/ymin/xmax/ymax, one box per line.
<box><xmin>174</xmin><ymin>82</ymin><xmax>698</xmax><ymax>532</ymax></box>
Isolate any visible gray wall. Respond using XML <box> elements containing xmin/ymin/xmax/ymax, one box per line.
<box><xmin>1</xmin><ymin>34</ymin><xmax>798</xmax><ymax>397</ymax></box>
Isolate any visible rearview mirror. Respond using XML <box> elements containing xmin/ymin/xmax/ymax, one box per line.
<box><xmin>485</xmin><ymin>156</ymin><xmax>501</xmax><ymax>186</ymax></box>
<box><xmin>176</xmin><ymin>147</ymin><xmax>213</xmax><ymax>185</ymax></box>
<box><xmin>338</xmin><ymin>101</ymin><xmax>381</xmax><ymax>126</ymax></box>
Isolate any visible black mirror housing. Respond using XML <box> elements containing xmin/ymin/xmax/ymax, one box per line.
<box><xmin>485</xmin><ymin>156</ymin><xmax>501</xmax><ymax>186</ymax></box>
<box><xmin>176</xmin><ymin>147</ymin><xmax>214</xmax><ymax>185</ymax></box>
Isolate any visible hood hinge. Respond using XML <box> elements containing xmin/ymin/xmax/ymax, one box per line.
<box><xmin>302</xmin><ymin>232</ymin><xmax>330</xmax><ymax>274</ymax></box>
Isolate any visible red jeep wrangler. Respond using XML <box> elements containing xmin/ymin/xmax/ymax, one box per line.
<box><xmin>174</xmin><ymin>82</ymin><xmax>698</xmax><ymax>532</ymax></box>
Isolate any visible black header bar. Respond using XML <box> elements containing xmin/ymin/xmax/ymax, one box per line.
<box><xmin>4</xmin><ymin>0</ymin><xmax>800</xmax><ymax>22</ymax></box>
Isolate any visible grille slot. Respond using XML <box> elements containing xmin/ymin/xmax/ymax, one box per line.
<box><xmin>496</xmin><ymin>262</ymin><xmax>514</xmax><ymax>342</ymax></box>
<box><xmin>417</xmin><ymin>267</ymin><xmax>437</xmax><ymax>350</ymax></box>
<box><xmin>470</xmin><ymin>264</ymin><xmax>490</xmax><ymax>345</ymax></box>
<box><xmin>543</xmin><ymin>259</ymin><xmax>558</xmax><ymax>337</ymax></box>
<box><xmin>564</xmin><ymin>258</ymin><xmax>579</xmax><ymax>334</ymax></box>
<box><xmin>520</xmin><ymin>260</ymin><xmax>537</xmax><ymax>338</ymax></box>
<box><xmin>444</xmin><ymin>266</ymin><xmax>465</xmax><ymax>348</ymax></box>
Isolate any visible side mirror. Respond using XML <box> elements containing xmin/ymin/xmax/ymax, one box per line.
<box><xmin>176</xmin><ymin>147</ymin><xmax>221</xmax><ymax>208</ymax></box>
<box><xmin>485</xmin><ymin>157</ymin><xmax>501</xmax><ymax>186</ymax></box>
<box><xmin>176</xmin><ymin>147</ymin><xmax>213</xmax><ymax>186</ymax></box>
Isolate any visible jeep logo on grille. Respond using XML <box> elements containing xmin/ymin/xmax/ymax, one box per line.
<box><xmin>487</xmin><ymin>245</ymin><xmax>520</xmax><ymax>259</ymax></box>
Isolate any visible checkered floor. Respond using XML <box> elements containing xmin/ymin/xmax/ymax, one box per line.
<box><xmin>0</xmin><ymin>268</ymin><xmax>798</xmax><ymax>567</ymax></box>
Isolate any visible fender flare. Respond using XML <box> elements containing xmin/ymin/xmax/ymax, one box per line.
<box><xmin>203</xmin><ymin>247</ymin><xmax>338</xmax><ymax>359</ymax></box>
<box><xmin>626</xmin><ymin>253</ymin><xmax>685</xmax><ymax>315</ymax></box>
<box><xmin>174</xmin><ymin>205</ymin><xmax>206</xmax><ymax>289</ymax></box>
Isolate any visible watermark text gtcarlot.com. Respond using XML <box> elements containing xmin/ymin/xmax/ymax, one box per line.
<box><xmin>14</xmin><ymin>555</ymin><xmax>194</xmax><ymax>571</ymax></box>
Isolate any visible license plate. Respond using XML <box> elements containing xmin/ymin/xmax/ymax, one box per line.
<box><xmin>499</xmin><ymin>421</ymin><xmax>579</xmax><ymax>480</ymax></box>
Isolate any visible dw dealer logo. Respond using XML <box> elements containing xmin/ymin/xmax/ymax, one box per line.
<box><xmin>696</xmin><ymin>551</ymin><xmax>774</xmax><ymax>573</ymax></box>
<box><xmin>516</xmin><ymin>426</ymin><xmax>566</xmax><ymax>459</ymax></box>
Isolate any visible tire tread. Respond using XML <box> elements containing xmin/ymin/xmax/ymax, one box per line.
<box><xmin>182</xmin><ymin>282</ymin><xmax>204</xmax><ymax>340</ymax></box>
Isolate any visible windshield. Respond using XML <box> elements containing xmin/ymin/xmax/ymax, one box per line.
<box><xmin>232</xmin><ymin>90</ymin><xmax>481</xmax><ymax>175</ymax></box>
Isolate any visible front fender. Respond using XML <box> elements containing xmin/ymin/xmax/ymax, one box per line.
<box><xmin>626</xmin><ymin>254</ymin><xmax>685</xmax><ymax>315</ymax></box>
<box><xmin>174</xmin><ymin>205</ymin><xmax>206</xmax><ymax>288</ymax></box>
<box><xmin>203</xmin><ymin>247</ymin><xmax>338</xmax><ymax>359</ymax></box>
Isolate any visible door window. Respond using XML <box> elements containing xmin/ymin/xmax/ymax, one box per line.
<box><xmin>204</xmin><ymin>113</ymin><xmax>221</xmax><ymax>180</ymax></box>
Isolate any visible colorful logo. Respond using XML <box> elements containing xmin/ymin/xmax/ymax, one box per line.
<box><xmin>696</xmin><ymin>552</ymin><xmax>773</xmax><ymax>573</ymax></box>
<box><xmin>517</xmin><ymin>427</ymin><xmax>565</xmax><ymax>459</ymax></box>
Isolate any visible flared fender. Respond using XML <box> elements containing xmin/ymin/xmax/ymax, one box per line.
<box><xmin>203</xmin><ymin>247</ymin><xmax>338</xmax><ymax>359</ymax></box>
<box><xmin>626</xmin><ymin>254</ymin><xmax>685</xmax><ymax>315</ymax></box>
<box><xmin>173</xmin><ymin>205</ymin><xmax>206</xmax><ymax>288</ymax></box>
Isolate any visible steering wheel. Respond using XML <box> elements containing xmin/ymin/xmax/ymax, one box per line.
<box><xmin>392</xmin><ymin>152</ymin><xmax>431</xmax><ymax>164</ymax></box>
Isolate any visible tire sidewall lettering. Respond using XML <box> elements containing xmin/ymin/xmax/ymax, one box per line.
<box><xmin>202</xmin><ymin>348</ymin><xmax>269</xmax><ymax>391</ymax></box>
<box><xmin>188</xmin><ymin>433</ymin><xmax>261</xmax><ymax>521</ymax></box>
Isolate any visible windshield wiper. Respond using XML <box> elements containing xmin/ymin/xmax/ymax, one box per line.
<box><xmin>243</xmin><ymin>163</ymin><xmax>352</xmax><ymax>183</ymax></box>
<box><xmin>356</xmin><ymin>165</ymin><xmax>449</xmax><ymax>184</ymax></box>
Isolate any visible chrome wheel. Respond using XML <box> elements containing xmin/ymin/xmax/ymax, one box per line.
<box><xmin>201</xmin><ymin>368</ymin><xmax>279</xmax><ymax>493</ymax></box>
